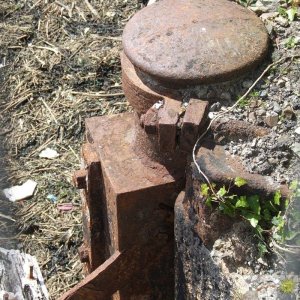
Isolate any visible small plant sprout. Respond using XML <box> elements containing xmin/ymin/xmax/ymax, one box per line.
<box><xmin>201</xmin><ymin>177</ymin><xmax>290</xmax><ymax>257</ymax></box>
<box><xmin>279</xmin><ymin>278</ymin><xmax>297</xmax><ymax>294</ymax></box>
<box><xmin>285</xmin><ymin>36</ymin><xmax>297</xmax><ymax>49</ymax></box>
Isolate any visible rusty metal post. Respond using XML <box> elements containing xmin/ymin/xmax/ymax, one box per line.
<box><xmin>60</xmin><ymin>0</ymin><xmax>270</xmax><ymax>299</ymax></box>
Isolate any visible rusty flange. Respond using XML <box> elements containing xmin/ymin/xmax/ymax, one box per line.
<box><xmin>139</xmin><ymin>98</ymin><xmax>209</xmax><ymax>153</ymax></box>
<box><xmin>122</xmin><ymin>51</ymin><xmax>210</xmax><ymax>157</ymax></box>
<box><xmin>123</xmin><ymin>0</ymin><xmax>269</xmax><ymax>87</ymax></box>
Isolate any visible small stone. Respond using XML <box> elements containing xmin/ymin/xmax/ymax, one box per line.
<box><xmin>275</xmin><ymin>16</ymin><xmax>289</xmax><ymax>27</ymax></box>
<box><xmin>258</xmin><ymin>162</ymin><xmax>272</xmax><ymax>174</ymax></box>
<box><xmin>257</xmin><ymin>139</ymin><xmax>264</xmax><ymax>147</ymax></box>
<box><xmin>265</xmin><ymin>21</ymin><xmax>275</xmax><ymax>35</ymax></box>
<box><xmin>260</xmin><ymin>12</ymin><xmax>279</xmax><ymax>21</ymax></box>
<box><xmin>270</xmin><ymin>85</ymin><xmax>279</xmax><ymax>92</ymax></box>
<box><xmin>292</xmin><ymin>142</ymin><xmax>300</xmax><ymax>156</ymax></box>
<box><xmin>251</xmin><ymin>138</ymin><xmax>257</xmax><ymax>147</ymax></box>
<box><xmin>241</xmin><ymin>148</ymin><xmax>253</xmax><ymax>158</ymax></box>
<box><xmin>260</xmin><ymin>90</ymin><xmax>268</xmax><ymax>98</ymax></box>
<box><xmin>272</xmin><ymin>102</ymin><xmax>281</xmax><ymax>113</ymax></box>
<box><xmin>282</xmin><ymin>105</ymin><xmax>295</xmax><ymax>120</ymax></box>
<box><xmin>248</xmin><ymin>111</ymin><xmax>256</xmax><ymax>122</ymax></box>
<box><xmin>249</xmin><ymin>99</ymin><xmax>260</xmax><ymax>108</ymax></box>
<box><xmin>213</xmin><ymin>239</ymin><xmax>223</xmax><ymax>250</ymax></box>
<box><xmin>268</xmin><ymin>157</ymin><xmax>278</xmax><ymax>164</ymax></box>
<box><xmin>243</xmin><ymin>80</ymin><xmax>253</xmax><ymax>89</ymax></box>
<box><xmin>284</xmin><ymin>120</ymin><xmax>296</xmax><ymax>129</ymax></box>
<box><xmin>273</xmin><ymin>278</ymin><xmax>280</xmax><ymax>284</ymax></box>
<box><xmin>276</xmin><ymin>79</ymin><xmax>285</xmax><ymax>87</ymax></box>
<box><xmin>277</xmin><ymin>136</ymin><xmax>290</xmax><ymax>149</ymax></box>
<box><xmin>260</xmin><ymin>0</ymin><xmax>279</xmax><ymax>5</ymax></box>
<box><xmin>220</xmin><ymin>92</ymin><xmax>231</xmax><ymax>102</ymax></box>
<box><xmin>257</xmin><ymin>257</ymin><xmax>268</xmax><ymax>266</ymax></box>
<box><xmin>209</xmin><ymin>102</ymin><xmax>221</xmax><ymax>112</ymax></box>
<box><xmin>256</xmin><ymin>108</ymin><xmax>266</xmax><ymax>116</ymax></box>
<box><xmin>295</xmin><ymin>127</ymin><xmax>300</xmax><ymax>135</ymax></box>
<box><xmin>249</xmin><ymin>1</ymin><xmax>269</xmax><ymax>15</ymax></box>
<box><xmin>285</xmin><ymin>81</ymin><xmax>291</xmax><ymax>92</ymax></box>
<box><xmin>264</xmin><ymin>112</ymin><xmax>279</xmax><ymax>127</ymax></box>
<box><xmin>208</xmin><ymin>112</ymin><xmax>215</xmax><ymax>119</ymax></box>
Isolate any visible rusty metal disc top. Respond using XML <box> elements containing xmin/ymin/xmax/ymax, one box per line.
<box><xmin>122</xmin><ymin>0</ymin><xmax>269</xmax><ymax>86</ymax></box>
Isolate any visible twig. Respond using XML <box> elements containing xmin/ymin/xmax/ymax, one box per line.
<box><xmin>279</xmin><ymin>243</ymin><xmax>300</xmax><ymax>249</ymax></box>
<box><xmin>40</xmin><ymin>98</ymin><xmax>59</xmax><ymax>125</ymax></box>
<box><xmin>0</xmin><ymin>213</ymin><xmax>15</xmax><ymax>222</ymax></box>
<box><xmin>70</xmin><ymin>91</ymin><xmax>124</xmax><ymax>97</ymax></box>
<box><xmin>69</xmin><ymin>43</ymin><xmax>87</xmax><ymax>59</ymax></box>
<box><xmin>29</xmin><ymin>44</ymin><xmax>60</xmax><ymax>55</ymax></box>
<box><xmin>55</xmin><ymin>0</ymin><xmax>72</xmax><ymax>17</ymax></box>
<box><xmin>272</xmin><ymin>239</ymin><xmax>300</xmax><ymax>255</ymax></box>
<box><xmin>27</xmin><ymin>135</ymin><xmax>55</xmax><ymax>157</ymax></box>
<box><xmin>84</xmin><ymin>0</ymin><xmax>100</xmax><ymax>19</ymax></box>
<box><xmin>89</xmin><ymin>36</ymin><xmax>122</xmax><ymax>45</ymax></box>
<box><xmin>3</xmin><ymin>92</ymin><xmax>33</xmax><ymax>112</ymax></box>
<box><xmin>68</xmin><ymin>145</ymin><xmax>80</xmax><ymax>162</ymax></box>
<box><xmin>75</xmin><ymin>6</ymin><xmax>87</xmax><ymax>21</ymax></box>
<box><xmin>29</xmin><ymin>0</ymin><xmax>42</xmax><ymax>11</ymax></box>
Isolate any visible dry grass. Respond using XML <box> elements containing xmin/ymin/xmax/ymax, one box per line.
<box><xmin>0</xmin><ymin>0</ymin><xmax>141</xmax><ymax>298</ymax></box>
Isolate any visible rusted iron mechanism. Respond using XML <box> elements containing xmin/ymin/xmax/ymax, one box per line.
<box><xmin>60</xmin><ymin>0</ymin><xmax>269</xmax><ymax>299</ymax></box>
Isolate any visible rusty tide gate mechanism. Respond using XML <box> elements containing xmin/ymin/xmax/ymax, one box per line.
<box><xmin>60</xmin><ymin>0</ymin><xmax>275</xmax><ymax>299</ymax></box>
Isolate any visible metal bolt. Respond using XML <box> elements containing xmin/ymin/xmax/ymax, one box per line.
<box><xmin>73</xmin><ymin>169</ymin><xmax>87</xmax><ymax>189</ymax></box>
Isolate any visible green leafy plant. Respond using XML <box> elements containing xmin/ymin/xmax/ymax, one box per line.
<box><xmin>278</xmin><ymin>3</ymin><xmax>298</xmax><ymax>21</ymax></box>
<box><xmin>237</xmin><ymin>90</ymin><xmax>260</xmax><ymax>108</ymax></box>
<box><xmin>237</xmin><ymin>98</ymin><xmax>250</xmax><ymax>108</ymax></box>
<box><xmin>285</xmin><ymin>36</ymin><xmax>297</xmax><ymax>49</ymax></box>
<box><xmin>201</xmin><ymin>177</ymin><xmax>289</xmax><ymax>256</ymax></box>
<box><xmin>278</xmin><ymin>6</ymin><xmax>288</xmax><ymax>18</ymax></box>
<box><xmin>287</xmin><ymin>7</ymin><xmax>298</xmax><ymax>21</ymax></box>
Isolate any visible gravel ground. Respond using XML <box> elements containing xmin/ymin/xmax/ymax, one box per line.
<box><xmin>222</xmin><ymin>1</ymin><xmax>300</xmax><ymax>185</ymax></box>
<box><xmin>209</xmin><ymin>2</ymin><xmax>300</xmax><ymax>298</ymax></box>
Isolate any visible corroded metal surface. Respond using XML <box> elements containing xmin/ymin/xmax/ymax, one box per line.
<box><xmin>180</xmin><ymin>99</ymin><xmax>208</xmax><ymax>152</ymax></box>
<box><xmin>195</xmin><ymin>141</ymin><xmax>289</xmax><ymax>200</ymax></box>
<box><xmin>73</xmin><ymin>169</ymin><xmax>87</xmax><ymax>190</ymax></box>
<box><xmin>123</xmin><ymin>0</ymin><xmax>269</xmax><ymax>86</ymax></box>
<box><xmin>66</xmin><ymin>0</ymin><xmax>275</xmax><ymax>298</ymax></box>
<box><xmin>62</xmin><ymin>113</ymin><xmax>185</xmax><ymax>299</ymax></box>
<box><xmin>121</xmin><ymin>52</ymin><xmax>163</xmax><ymax>114</ymax></box>
<box><xmin>79</xmin><ymin>143</ymin><xmax>108</xmax><ymax>272</ymax></box>
<box><xmin>211</xmin><ymin>118</ymin><xmax>270</xmax><ymax>141</ymax></box>
<box><xmin>139</xmin><ymin>98</ymin><xmax>209</xmax><ymax>154</ymax></box>
<box><xmin>158</xmin><ymin>98</ymin><xmax>182</xmax><ymax>153</ymax></box>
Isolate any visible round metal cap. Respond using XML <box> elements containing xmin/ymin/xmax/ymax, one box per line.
<box><xmin>123</xmin><ymin>0</ymin><xmax>269</xmax><ymax>86</ymax></box>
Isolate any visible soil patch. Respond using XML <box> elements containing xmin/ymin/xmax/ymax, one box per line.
<box><xmin>0</xmin><ymin>0</ymin><xmax>141</xmax><ymax>298</ymax></box>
